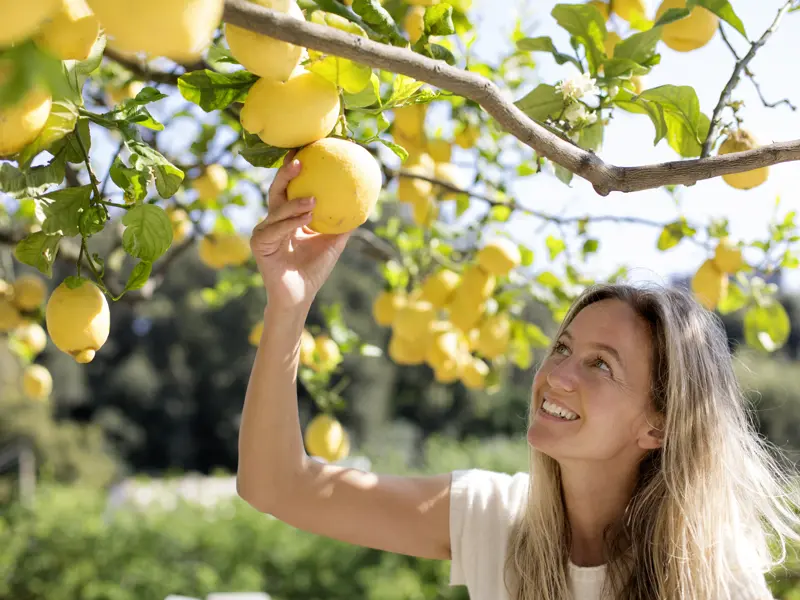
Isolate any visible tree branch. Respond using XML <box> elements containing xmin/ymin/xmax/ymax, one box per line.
<box><xmin>701</xmin><ymin>0</ymin><xmax>795</xmax><ymax>157</ymax></box>
<box><xmin>221</xmin><ymin>0</ymin><xmax>800</xmax><ymax>196</ymax></box>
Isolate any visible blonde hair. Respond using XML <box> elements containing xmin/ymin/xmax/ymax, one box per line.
<box><xmin>503</xmin><ymin>282</ymin><xmax>800</xmax><ymax>599</ymax></box>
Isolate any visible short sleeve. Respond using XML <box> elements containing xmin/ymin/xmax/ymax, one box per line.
<box><xmin>449</xmin><ymin>468</ymin><xmax>530</xmax><ymax>588</ymax></box>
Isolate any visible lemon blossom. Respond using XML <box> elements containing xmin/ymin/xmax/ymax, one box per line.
<box><xmin>556</xmin><ymin>72</ymin><xmax>600</xmax><ymax>101</ymax></box>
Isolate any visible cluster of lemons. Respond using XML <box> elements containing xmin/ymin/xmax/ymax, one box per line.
<box><xmin>373</xmin><ymin>237</ymin><xmax>521</xmax><ymax>390</ymax></box>
<box><xmin>691</xmin><ymin>238</ymin><xmax>744</xmax><ymax>311</ymax></box>
<box><xmin>1</xmin><ymin>273</ymin><xmax>110</xmax><ymax>402</ymax></box>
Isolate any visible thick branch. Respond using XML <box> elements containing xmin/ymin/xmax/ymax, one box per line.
<box><xmin>701</xmin><ymin>0</ymin><xmax>795</xmax><ymax>157</ymax></box>
<box><xmin>221</xmin><ymin>0</ymin><xmax>800</xmax><ymax>196</ymax></box>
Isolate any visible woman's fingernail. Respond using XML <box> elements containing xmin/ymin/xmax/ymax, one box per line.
<box><xmin>292</xmin><ymin>160</ymin><xmax>301</xmax><ymax>168</ymax></box>
<box><xmin>302</xmin><ymin>196</ymin><xmax>315</xmax><ymax>206</ymax></box>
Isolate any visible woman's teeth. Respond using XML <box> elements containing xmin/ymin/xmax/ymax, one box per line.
<box><xmin>541</xmin><ymin>399</ymin><xmax>579</xmax><ymax>421</ymax></box>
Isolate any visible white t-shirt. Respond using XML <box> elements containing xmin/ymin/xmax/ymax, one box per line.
<box><xmin>447</xmin><ymin>468</ymin><xmax>775</xmax><ymax>600</ymax></box>
<box><xmin>448</xmin><ymin>468</ymin><xmax>607</xmax><ymax>600</ymax></box>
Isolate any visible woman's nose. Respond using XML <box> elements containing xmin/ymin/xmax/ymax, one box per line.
<box><xmin>546</xmin><ymin>357</ymin><xmax>578</xmax><ymax>393</ymax></box>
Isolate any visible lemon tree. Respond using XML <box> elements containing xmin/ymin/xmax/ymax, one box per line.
<box><xmin>1</xmin><ymin>0</ymin><xmax>799</xmax><ymax>461</ymax></box>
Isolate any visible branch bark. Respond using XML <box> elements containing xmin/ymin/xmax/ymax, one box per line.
<box><xmin>221</xmin><ymin>0</ymin><xmax>800</xmax><ymax>196</ymax></box>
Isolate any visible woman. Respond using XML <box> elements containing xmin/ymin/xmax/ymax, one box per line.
<box><xmin>238</xmin><ymin>152</ymin><xmax>800</xmax><ymax>599</ymax></box>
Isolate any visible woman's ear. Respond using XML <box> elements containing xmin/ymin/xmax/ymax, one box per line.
<box><xmin>638</xmin><ymin>414</ymin><xmax>664</xmax><ymax>451</ymax></box>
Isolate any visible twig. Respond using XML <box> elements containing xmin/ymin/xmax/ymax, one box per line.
<box><xmin>221</xmin><ymin>0</ymin><xmax>800</xmax><ymax>196</ymax></box>
<box><xmin>701</xmin><ymin>0</ymin><xmax>795</xmax><ymax>157</ymax></box>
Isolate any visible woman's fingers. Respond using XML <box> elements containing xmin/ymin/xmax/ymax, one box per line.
<box><xmin>251</xmin><ymin>212</ymin><xmax>313</xmax><ymax>256</ymax></box>
<box><xmin>267</xmin><ymin>150</ymin><xmax>300</xmax><ymax>211</ymax></box>
<box><xmin>266</xmin><ymin>196</ymin><xmax>315</xmax><ymax>226</ymax></box>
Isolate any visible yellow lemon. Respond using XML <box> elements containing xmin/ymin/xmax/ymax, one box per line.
<box><xmin>286</xmin><ymin>137</ymin><xmax>383</xmax><ymax>235</ymax></box>
<box><xmin>392</xmin><ymin>299</ymin><xmax>436</xmax><ymax>340</ymax></box>
<box><xmin>14</xmin><ymin>322</ymin><xmax>48</xmax><ymax>355</ymax></box>
<box><xmin>0</xmin><ymin>79</ymin><xmax>52</xmax><ymax>158</ymax></box>
<box><xmin>248</xmin><ymin>320</ymin><xmax>263</xmax><ymax>346</ymax></box>
<box><xmin>225</xmin><ymin>0</ymin><xmax>305</xmax><ymax>81</ymax></box>
<box><xmin>240</xmin><ymin>68</ymin><xmax>340</xmax><ymax>149</ymax></box>
<box><xmin>462</xmin><ymin>356</ymin><xmax>489</xmax><ymax>390</ymax></box>
<box><xmin>22</xmin><ymin>364</ymin><xmax>53</xmax><ymax>400</ymax></box>
<box><xmin>432</xmin><ymin>162</ymin><xmax>462</xmax><ymax>200</ymax></box>
<box><xmin>198</xmin><ymin>235</ymin><xmax>229</xmax><ymax>270</ymax></box>
<box><xmin>315</xmin><ymin>335</ymin><xmax>342</xmax><ymax>371</ymax></box>
<box><xmin>411</xmin><ymin>194</ymin><xmax>437</xmax><ymax>227</ymax></box>
<box><xmin>426</xmin><ymin>329</ymin><xmax>467</xmax><ymax>369</ymax></box>
<box><xmin>588</xmin><ymin>0</ymin><xmax>610</xmax><ymax>20</ymax></box>
<box><xmin>459</xmin><ymin>264</ymin><xmax>496</xmax><ymax>300</ymax></box>
<box><xmin>167</xmin><ymin>207</ymin><xmax>191</xmax><ymax>243</ymax></box>
<box><xmin>604</xmin><ymin>31</ymin><xmax>622</xmax><ymax>58</ymax></box>
<box><xmin>447</xmin><ymin>291</ymin><xmax>485</xmax><ymax>332</ymax></box>
<box><xmin>105</xmin><ymin>81</ymin><xmax>144</xmax><ymax>105</ymax></box>
<box><xmin>304</xmin><ymin>414</ymin><xmax>350</xmax><ymax>462</ymax></box>
<box><xmin>419</xmin><ymin>269</ymin><xmax>460</xmax><ymax>308</ymax></box>
<box><xmin>12</xmin><ymin>274</ymin><xmax>48</xmax><ymax>311</ymax></box>
<box><xmin>434</xmin><ymin>358</ymin><xmax>461</xmax><ymax>383</ymax></box>
<box><xmin>656</xmin><ymin>0</ymin><xmax>718</xmax><ymax>52</ymax></box>
<box><xmin>0</xmin><ymin>0</ymin><xmax>59</xmax><ymax>46</ymax></box>
<box><xmin>388</xmin><ymin>332</ymin><xmax>428</xmax><ymax>365</ymax></box>
<box><xmin>45</xmin><ymin>279</ymin><xmax>110</xmax><ymax>363</ymax></box>
<box><xmin>713</xmin><ymin>238</ymin><xmax>744</xmax><ymax>274</ymax></box>
<box><xmin>393</xmin><ymin>103</ymin><xmax>427</xmax><ymax>146</ymax></box>
<box><xmin>476</xmin><ymin>238</ymin><xmax>522</xmax><ymax>277</ymax></box>
<box><xmin>612</xmin><ymin>0</ymin><xmax>647</xmax><ymax>23</ymax></box>
<box><xmin>87</xmin><ymin>0</ymin><xmax>223</xmax><ymax>61</ymax></box>
<box><xmin>718</xmin><ymin>129</ymin><xmax>769</xmax><ymax>190</ymax></box>
<box><xmin>299</xmin><ymin>329</ymin><xmax>316</xmax><ymax>366</ymax></box>
<box><xmin>427</xmin><ymin>138</ymin><xmax>452</xmax><ymax>163</ymax></box>
<box><xmin>691</xmin><ymin>259</ymin><xmax>728</xmax><ymax>310</ymax></box>
<box><xmin>34</xmin><ymin>0</ymin><xmax>100</xmax><ymax>61</ymax></box>
<box><xmin>0</xmin><ymin>298</ymin><xmax>23</xmax><ymax>333</ymax></box>
<box><xmin>454</xmin><ymin>123</ymin><xmax>480</xmax><ymax>149</ymax></box>
<box><xmin>372</xmin><ymin>289</ymin><xmax>406</xmax><ymax>326</ymax></box>
<box><xmin>198</xmin><ymin>233</ymin><xmax>250</xmax><ymax>269</ymax></box>
<box><xmin>476</xmin><ymin>312</ymin><xmax>511</xmax><ymax>359</ymax></box>
<box><xmin>404</xmin><ymin>5</ymin><xmax>425</xmax><ymax>43</ymax></box>
<box><xmin>398</xmin><ymin>167</ymin><xmax>433</xmax><ymax>205</ymax></box>
<box><xmin>193</xmin><ymin>164</ymin><xmax>228</xmax><ymax>204</ymax></box>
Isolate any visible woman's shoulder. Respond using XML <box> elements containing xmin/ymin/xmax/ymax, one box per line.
<box><xmin>450</xmin><ymin>468</ymin><xmax>531</xmax><ymax>522</ymax></box>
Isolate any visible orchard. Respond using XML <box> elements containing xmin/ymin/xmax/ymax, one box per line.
<box><xmin>1</xmin><ymin>0</ymin><xmax>799</xmax><ymax>466</ymax></box>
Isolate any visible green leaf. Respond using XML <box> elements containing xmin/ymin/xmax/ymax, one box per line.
<box><xmin>79</xmin><ymin>205</ymin><xmax>108</xmax><ymax>237</ymax></box>
<box><xmin>306</xmin><ymin>53</ymin><xmax>372</xmax><ymax>94</ymax></box>
<box><xmin>490</xmin><ymin>205</ymin><xmax>512</xmax><ymax>222</ymax></box>
<box><xmin>537</xmin><ymin>271</ymin><xmax>561</xmax><ymax>288</ymax></box>
<box><xmin>49</xmin><ymin>117</ymin><xmax>91</xmax><ymax>164</ymax></box>
<box><xmin>68</xmin><ymin>33</ymin><xmax>107</xmax><ymax>77</ymax></box>
<box><xmin>614</xmin><ymin>88</ymin><xmax>668</xmax><ymax>146</ymax></box>
<box><xmin>41</xmin><ymin>185</ymin><xmax>92</xmax><ymax>236</ymax></box>
<box><xmin>124</xmin><ymin>261</ymin><xmax>153</xmax><ymax>292</ymax></box>
<box><xmin>613</xmin><ymin>27</ymin><xmax>662</xmax><ymax>64</ymax></box>
<box><xmin>553</xmin><ymin>163</ymin><xmax>574</xmax><ymax>185</ymax></box>
<box><xmin>351</xmin><ymin>0</ymin><xmax>406</xmax><ymax>46</ymax></box>
<box><xmin>602</xmin><ymin>57</ymin><xmax>650</xmax><ymax>78</ymax></box>
<box><xmin>551</xmin><ymin>3</ymin><xmax>607</xmax><ymax>75</ymax></box>
<box><xmin>121</xmin><ymin>204</ymin><xmax>173</xmax><ymax>262</ymax></box>
<box><xmin>693</xmin><ymin>0</ymin><xmax>746</xmax><ymax>38</ymax></box>
<box><xmin>520</xmin><ymin>245</ymin><xmax>534</xmax><ymax>266</ymax></box>
<box><xmin>744</xmin><ymin>301</ymin><xmax>790</xmax><ymax>353</ymax></box>
<box><xmin>126</xmin><ymin>141</ymin><xmax>184</xmax><ymax>198</ymax></box>
<box><xmin>0</xmin><ymin>41</ymin><xmax>72</xmax><ymax>109</ymax></box>
<box><xmin>582</xmin><ymin>238</ymin><xmax>599</xmax><ymax>256</ymax></box>
<box><xmin>239</xmin><ymin>133</ymin><xmax>291</xmax><ymax>168</ymax></box>
<box><xmin>546</xmin><ymin>235</ymin><xmax>566</xmax><ymax>260</ymax></box>
<box><xmin>637</xmin><ymin>85</ymin><xmax>709</xmax><ymax>157</ymax></box>
<box><xmin>424</xmin><ymin>4</ymin><xmax>455</xmax><ymax>36</ymax></box>
<box><xmin>13</xmin><ymin>231</ymin><xmax>62</xmax><ymax>277</ymax></box>
<box><xmin>386</xmin><ymin>74</ymin><xmax>425</xmax><ymax>107</ymax></box>
<box><xmin>64</xmin><ymin>275</ymin><xmax>88</xmax><ymax>289</ymax></box>
<box><xmin>664</xmin><ymin>110</ymin><xmax>710</xmax><ymax>158</ymax></box>
<box><xmin>717</xmin><ymin>282</ymin><xmax>747</xmax><ymax>315</ymax></box>
<box><xmin>310</xmin><ymin>10</ymin><xmax>369</xmax><ymax>36</ymax></box>
<box><xmin>577</xmin><ymin>120</ymin><xmax>604</xmax><ymax>151</ymax></box>
<box><xmin>0</xmin><ymin>154</ymin><xmax>66</xmax><ymax>199</ymax></box>
<box><xmin>375</xmin><ymin>137</ymin><xmax>408</xmax><ymax>161</ymax></box>
<box><xmin>111</xmin><ymin>88</ymin><xmax>166</xmax><ymax>132</ymax></box>
<box><xmin>17</xmin><ymin>98</ymin><xmax>80</xmax><ymax>166</ymax></box>
<box><xmin>455</xmin><ymin>192</ymin><xmax>470</xmax><ymax>216</ymax></box>
<box><xmin>109</xmin><ymin>157</ymin><xmax>149</xmax><ymax>203</ymax></box>
<box><xmin>653</xmin><ymin>7</ymin><xmax>691</xmax><ymax>27</ymax></box>
<box><xmin>177</xmin><ymin>69</ymin><xmax>258</xmax><ymax>112</ymax></box>
<box><xmin>516</xmin><ymin>36</ymin><xmax>582</xmax><ymax>70</ymax></box>
<box><xmin>657</xmin><ymin>222</ymin><xmax>683</xmax><ymax>250</ymax></box>
<box><xmin>344</xmin><ymin>72</ymin><xmax>381</xmax><ymax>109</ymax></box>
<box><xmin>525</xmin><ymin>322</ymin><xmax>551</xmax><ymax>347</ymax></box>
<box><xmin>514</xmin><ymin>84</ymin><xmax>564</xmax><ymax>122</ymax></box>
<box><xmin>426</xmin><ymin>43</ymin><xmax>457</xmax><ymax>66</ymax></box>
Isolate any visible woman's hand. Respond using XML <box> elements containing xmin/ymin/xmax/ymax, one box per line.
<box><xmin>250</xmin><ymin>150</ymin><xmax>352</xmax><ymax>311</ymax></box>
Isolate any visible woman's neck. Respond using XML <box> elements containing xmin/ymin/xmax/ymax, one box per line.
<box><xmin>560</xmin><ymin>459</ymin><xmax>640</xmax><ymax>567</ymax></box>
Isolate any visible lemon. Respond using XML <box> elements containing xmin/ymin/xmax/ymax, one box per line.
<box><xmin>588</xmin><ymin>0</ymin><xmax>610</xmax><ymax>20</ymax></box>
<box><xmin>225</xmin><ymin>0</ymin><xmax>305</xmax><ymax>81</ymax></box>
<box><xmin>0</xmin><ymin>278</ymin><xmax>11</xmax><ymax>298</ymax></box>
<box><xmin>240</xmin><ymin>68</ymin><xmax>340</xmax><ymax>149</ymax></box>
<box><xmin>454</xmin><ymin>123</ymin><xmax>480</xmax><ymax>149</ymax></box>
<box><xmin>286</xmin><ymin>137</ymin><xmax>383</xmax><ymax>235</ymax></box>
<box><xmin>393</xmin><ymin>103</ymin><xmax>427</xmax><ymax>146</ymax></box>
<box><xmin>34</xmin><ymin>0</ymin><xmax>100</xmax><ymax>61</ymax></box>
<box><xmin>315</xmin><ymin>335</ymin><xmax>342</xmax><ymax>371</ymax></box>
<box><xmin>46</xmin><ymin>279</ymin><xmax>110</xmax><ymax>363</ymax></box>
<box><xmin>411</xmin><ymin>195</ymin><xmax>437</xmax><ymax>227</ymax></box>
<box><xmin>0</xmin><ymin>79</ymin><xmax>52</xmax><ymax>158</ymax></box>
<box><xmin>392</xmin><ymin>299</ymin><xmax>435</xmax><ymax>340</ymax></box>
<box><xmin>432</xmin><ymin>162</ymin><xmax>462</xmax><ymax>200</ymax></box>
<box><xmin>713</xmin><ymin>238</ymin><xmax>744</xmax><ymax>274</ymax></box>
<box><xmin>372</xmin><ymin>289</ymin><xmax>406</xmax><ymax>326</ymax></box>
<box><xmin>388</xmin><ymin>332</ymin><xmax>427</xmax><ymax>365</ymax></box>
<box><xmin>426</xmin><ymin>329</ymin><xmax>467</xmax><ymax>369</ymax></box>
<box><xmin>447</xmin><ymin>291</ymin><xmax>485</xmax><ymax>332</ymax></box>
<box><xmin>14</xmin><ymin>322</ymin><xmax>48</xmax><ymax>355</ymax></box>
<box><xmin>476</xmin><ymin>312</ymin><xmax>511</xmax><ymax>359</ymax></box>
<box><xmin>12</xmin><ymin>274</ymin><xmax>48</xmax><ymax>311</ymax></box>
<box><xmin>398</xmin><ymin>167</ymin><xmax>433</xmax><ymax>205</ymax></box>
<box><xmin>167</xmin><ymin>207</ymin><xmax>191</xmax><ymax>243</ymax></box>
<box><xmin>604</xmin><ymin>31</ymin><xmax>622</xmax><ymax>58</ymax></box>
<box><xmin>0</xmin><ymin>298</ymin><xmax>23</xmax><ymax>333</ymax></box>
<box><xmin>462</xmin><ymin>357</ymin><xmax>489</xmax><ymax>390</ymax></box>
<box><xmin>612</xmin><ymin>0</ymin><xmax>647</xmax><ymax>23</ymax></box>
<box><xmin>86</xmin><ymin>0</ymin><xmax>224</xmax><ymax>61</ymax></box>
<box><xmin>105</xmin><ymin>81</ymin><xmax>144</xmax><ymax>106</ymax></box>
<box><xmin>198</xmin><ymin>235</ymin><xmax>229</xmax><ymax>269</ymax></box>
<box><xmin>248</xmin><ymin>320</ymin><xmax>263</xmax><ymax>346</ymax></box>
<box><xmin>198</xmin><ymin>233</ymin><xmax>251</xmax><ymax>269</ymax></box>
<box><xmin>22</xmin><ymin>364</ymin><xmax>53</xmax><ymax>400</ymax></box>
<box><xmin>476</xmin><ymin>238</ymin><xmax>522</xmax><ymax>277</ymax></box>
<box><xmin>691</xmin><ymin>259</ymin><xmax>728</xmax><ymax>310</ymax></box>
<box><xmin>304</xmin><ymin>414</ymin><xmax>350</xmax><ymax>462</ymax></box>
<box><xmin>459</xmin><ymin>264</ymin><xmax>496</xmax><ymax>300</ymax></box>
<box><xmin>299</xmin><ymin>329</ymin><xmax>316</xmax><ymax>366</ymax></box>
<box><xmin>427</xmin><ymin>138</ymin><xmax>452</xmax><ymax>163</ymax></box>
<box><xmin>420</xmin><ymin>269</ymin><xmax>460</xmax><ymax>308</ymax></box>
<box><xmin>718</xmin><ymin>129</ymin><xmax>769</xmax><ymax>190</ymax></box>
<box><xmin>655</xmin><ymin>0</ymin><xmax>718</xmax><ymax>52</ymax></box>
<box><xmin>193</xmin><ymin>164</ymin><xmax>228</xmax><ymax>204</ymax></box>
<box><xmin>434</xmin><ymin>358</ymin><xmax>461</xmax><ymax>383</ymax></box>
<box><xmin>0</xmin><ymin>0</ymin><xmax>59</xmax><ymax>46</ymax></box>
<box><xmin>404</xmin><ymin>5</ymin><xmax>425</xmax><ymax>43</ymax></box>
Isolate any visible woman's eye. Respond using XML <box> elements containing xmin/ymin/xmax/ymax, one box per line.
<box><xmin>593</xmin><ymin>357</ymin><xmax>611</xmax><ymax>372</ymax></box>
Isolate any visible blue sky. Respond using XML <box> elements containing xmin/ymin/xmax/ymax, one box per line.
<box><xmin>465</xmin><ymin>0</ymin><xmax>800</xmax><ymax>289</ymax></box>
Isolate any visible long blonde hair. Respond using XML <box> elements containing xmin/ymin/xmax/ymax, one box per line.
<box><xmin>504</xmin><ymin>282</ymin><xmax>800</xmax><ymax>599</ymax></box>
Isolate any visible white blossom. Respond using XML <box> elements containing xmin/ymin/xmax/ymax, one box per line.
<box><xmin>556</xmin><ymin>72</ymin><xmax>600</xmax><ymax>101</ymax></box>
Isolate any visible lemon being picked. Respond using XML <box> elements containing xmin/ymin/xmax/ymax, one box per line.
<box><xmin>304</xmin><ymin>414</ymin><xmax>350</xmax><ymax>462</ymax></box>
<box><xmin>476</xmin><ymin>238</ymin><xmax>522</xmax><ymax>278</ymax></box>
<box><xmin>656</xmin><ymin>0</ymin><xmax>718</xmax><ymax>52</ymax></box>
<box><xmin>240</xmin><ymin>68</ymin><xmax>340</xmax><ymax>149</ymax></box>
<box><xmin>46</xmin><ymin>279</ymin><xmax>110</xmax><ymax>363</ymax></box>
<box><xmin>0</xmin><ymin>76</ymin><xmax>52</xmax><ymax>158</ymax></box>
<box><xmin>86</xmin><ymin>0</ymin><xmax>224</xmax><ymax>62</ymax></box>
<box><xmin>225</xmin><ymin>0</ymin><xmax>305</xmax><ymax>81</ymax></box>
<box><xmin>0</xmin><ymin>0</ymin><xmax>59</xmax><ymax>46</ymax></box>
<box><xmin>718</xmin><ymin>129</ymin><xmax>769</xmax><ymax>190</ymax></box>
<box><xmin>22</xmin><ymin>364</ymin><xmax>53</xmax><ymax>401</ymax></box>
<box><xmin>34</xmin><ymin>0</ymin><xmax>100</xmax><ymax>61</ymax></box>
<box><xmin>691</xmin><ymin>259</ymin><xmax>728</xmax><ymax>310</ymax></box>
<box><xmin>12</xmin><ymin>274</ymin><xmax>48</xmax><ymax>312</ymax></box>
<box><xmin>286</xmin><ymin>138</ymin><xmax>383</xmax><ymax>235</ymax></box>
<box><xmin>193</xmin><ymin>164</ymin><xmax>228</xmax><ymax>204</ymax></box>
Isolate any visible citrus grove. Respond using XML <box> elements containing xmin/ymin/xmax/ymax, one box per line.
<box><xmin>1</xmin><ymin>0</ymin><xmax>799</xmax><ymax>464</ymax></box>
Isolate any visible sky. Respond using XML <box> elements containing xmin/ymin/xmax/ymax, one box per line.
<box><xmin>463</xmin><ymin>0</ymin><xmax>800</xmax><ymax>290</ymax></box>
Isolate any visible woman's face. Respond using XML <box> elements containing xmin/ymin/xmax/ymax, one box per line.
<box><xmin>528</xmin><ymin>298</ymin><xmax>662</xmax><ymax>463</ymax></box>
